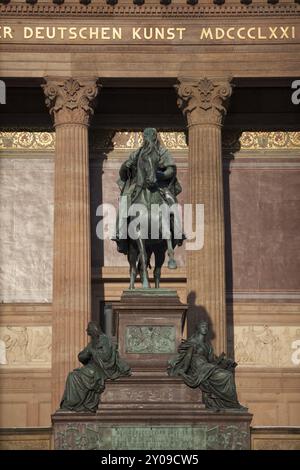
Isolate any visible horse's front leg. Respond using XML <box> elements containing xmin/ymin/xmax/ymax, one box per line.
<box><xmin>154</xmin><ymin>268</ymin><xmax>160</xmax><ymax>289</ymax></box>
<box><xmin>128</xmin><ymin>244</ymin><xmax>137</xmax><ymax>289</ymax></box>
<box><xmin>136</xmin><ymin>236</ymin><xmax>150</xmax><ymax>288</ymax></box>
<box><xmin>167</xmin><ymin>239</ymin><xmax>177</xmax><ymax>269</ymax></box>
<box><xmin>129</xmin><ymin>266</ymin><xmax>137</xmax><ymax>290</ymax></box>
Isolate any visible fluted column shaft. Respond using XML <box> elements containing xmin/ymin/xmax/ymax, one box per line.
<box><xmin>42</xmin><ymin>77</ymin><xmax>100</xmax><ymax>410</ymax></box>
<box><xmin>176</xmin><ymin>78</ymin><xmax>232</xmax><ymax>354</ymax></box>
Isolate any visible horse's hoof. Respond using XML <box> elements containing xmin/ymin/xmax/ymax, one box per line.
<box><xmin>168</xmin><ymin>259</ymin><xmax>177</xmax><ymax>269</ymax></box>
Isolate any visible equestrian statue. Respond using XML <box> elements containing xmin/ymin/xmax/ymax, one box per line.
<box><xmin>112</xmin><ymin>128</ymin><xmax>185</xmax><ymax>289</ymax></box>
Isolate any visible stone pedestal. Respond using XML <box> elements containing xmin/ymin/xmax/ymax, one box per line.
<box><xmin>97</xmin><ymin>290</ymin><xmax>204</xmax><ymax>417</ymax></box>
<box><xmin>114</xmin><ymin>289</ymin><xmax>187</xmax><ymax>371</ymax></box>
<box><xmin>52</xmin><ymin>291</ymin><xmax>252</xmax><ymax>450</ymax></box>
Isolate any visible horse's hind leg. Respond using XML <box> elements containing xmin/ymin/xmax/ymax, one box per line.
<box><xmin>167</xmin><ymin>239</ymin><xmax>177</xmax><ymax>269</ymax></box>
<box><xmin>128</xmin><ymin>243</ymin><xmax>138</xmax><ymax>289</ymax></box>
<box><xmin>137</xmin><ymin>236</ymin><xmax>150</xmax><ymax>288</ymax></box>
<box><xmin>154</xmin><ymin>247</ymin><xmax>165</xmax><ymax>289</ymax></box>
<box><xmin>129</xmin><ymin>267</ymin><xmax>137</xmax><ymax>290</ymax></box>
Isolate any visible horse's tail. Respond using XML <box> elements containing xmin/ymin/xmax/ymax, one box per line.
<box><xmin>137</xmin><ymin>257</ymin><xmax>141</xmax><ymax>278</ymax></box>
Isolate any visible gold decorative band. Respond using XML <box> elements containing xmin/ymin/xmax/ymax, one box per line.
<box><xmin>111</xmin><ymin>131</ymin><xmax>188</xmax><ymax>150</ymax></box>
<box><xmin>1</xmin><ymin>130</ymin><xmax>299</xmax><ymax>152</ymax></box>
<box><xmin>0</xmin><ymin>132</ymin><xmax>55</xmax><ymax>151</ymax></box>
<box><xmin>223</xmin><ymin>131</ymin><xmax>300</xmax><ymax>151</ymax></box>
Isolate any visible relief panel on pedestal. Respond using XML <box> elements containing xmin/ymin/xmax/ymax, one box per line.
<box><xmin>125</xmin><ymin>326</ymin><xmax>176</xmax><ymax>354</ymax></box>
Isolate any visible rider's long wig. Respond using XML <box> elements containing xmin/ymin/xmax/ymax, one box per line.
<box><xmin>141</xmin><ymin>128</ymin><xmax>161</xmax><ymax>158</ymax></box>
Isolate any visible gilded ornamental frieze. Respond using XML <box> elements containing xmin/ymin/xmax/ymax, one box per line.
<box><xmin>223</xmin><ymin>131</ymin><xmax>300</xmax><ymax>151</ymax></box>
<box><xmin>99</xmin><ymin>130</ymin><xmax>300</xmax><ymax>151</ymax></box>
<box><xmin>1</xmin><ymin>130</ymin><xmax>299</xmax><ymax>152</ymax></box>
<box><xmin>111</xmin><ymin>131</ymin><xmax>188</xmax><ymax>150</ymax></box>
<box><xmin>0</xmin><ymin>131</ymin><xmax>55</xmax><ymax>151</ymax></box>
<box><xmin>89</xmin><ymin>130</ymin><xmax>189</xmax><ymax>151</ymax></box>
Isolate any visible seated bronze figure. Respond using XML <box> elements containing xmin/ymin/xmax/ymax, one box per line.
<box><xmin>168</xmin><ymin>321</ymin><xmax>246</xmax><ymax>410</ymax></box>
<box><xmin>60</xmin><ymin>322</ymin><xmax>131</xmax><ymax>412</ymax></box>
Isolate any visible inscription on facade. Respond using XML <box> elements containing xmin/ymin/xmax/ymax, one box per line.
<box><xmin>0</xmin><ymin>23</ymin><xmax>298</xmax><ymax>45</ymax></box>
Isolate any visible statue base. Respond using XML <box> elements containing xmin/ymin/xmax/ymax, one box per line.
<box><xmin>52</xmin><ymin>290</ymin><xmax>252</xmax><ymax>450</ymax></box>
<box><xmin>52</xmin><ymin>409</ymin><xmax>252</xmax><ymax>450</ymax></box>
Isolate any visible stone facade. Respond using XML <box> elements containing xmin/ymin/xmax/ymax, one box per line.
<box><xmin>0</xmin><ymin>0</ymin><xmax>299</xmax><ymax>445</ymax></box>
<box><xmin>0</xmin><ymin>129</ymin><xmax>300</xmax><ymax>430</ymax></box>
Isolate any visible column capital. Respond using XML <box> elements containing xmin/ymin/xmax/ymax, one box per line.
<box><xmin>42</xmin><ymin>77</ymin><xmax>100</xmax><ymax>127</ymax></box>
<box><xmin>175</xmin><ymin>77</ymin><xmax>232</xmax><ymax>128</ymax></box>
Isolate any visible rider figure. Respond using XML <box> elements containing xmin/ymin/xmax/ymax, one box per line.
<box><xmin>113</xmin><ymin>128</ymin><xmax>184</xmax><ymax>255</ymax></box>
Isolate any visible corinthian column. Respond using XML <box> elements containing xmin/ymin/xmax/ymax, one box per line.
<box><xmin>42</xmin><ymin>77</ymin><xmax>100</xmax><ymax>410</ymax></box>
<box><xmin>176</xmin><ymin>77</ymin><xmax>232</xmax><ymax>354</ymax></box>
